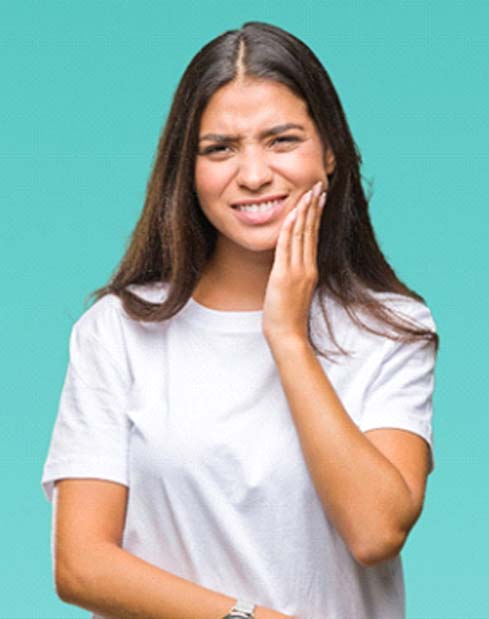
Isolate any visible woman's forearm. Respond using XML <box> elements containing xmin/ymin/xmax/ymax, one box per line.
<box><xmin>59</xmin><ymin>541</ymin><xmax>290</xmax><ymax>619</ymax></box>
<box><xmin>267</xmin><ymin>336</ymin><xmax>414</xmax><ymax>564</ymax></box>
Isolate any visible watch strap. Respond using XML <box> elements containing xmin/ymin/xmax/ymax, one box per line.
<box><xmin>222</xmin><ymin>598</ymin><xmax>256</xmax><ymax>618</ymax></box>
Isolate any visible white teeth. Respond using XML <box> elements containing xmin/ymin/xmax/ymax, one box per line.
<box><xmin>236</xmin><ymin>199</ymin><xmax>283</xmax><ymax>213</ymax></box>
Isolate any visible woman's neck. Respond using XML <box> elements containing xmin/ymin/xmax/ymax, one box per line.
<box><xmin>192</xmin><ymin>250</ymin><xmax>273</xmax><ymax>311</ymax></box>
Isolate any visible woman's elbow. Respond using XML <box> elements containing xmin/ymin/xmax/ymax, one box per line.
<box><xmin>55</xmin><ymin>562</ymin><xmax>78</xmax><ymax>603</ymax></box>
<box><xmin>353</xmin><ymin>528</ymin><xmax>407</xmax><ymax>567</ymax></box>
<box><xmin>54</xmin><ymin>553</ymin><xmax>93</xmax><ymax>604</ymax></box>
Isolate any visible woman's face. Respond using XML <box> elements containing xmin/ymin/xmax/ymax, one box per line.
<box><xmin>194</xmin><ymin>78</ymin><xmax>336</xmax><ymax>253</ymax></box>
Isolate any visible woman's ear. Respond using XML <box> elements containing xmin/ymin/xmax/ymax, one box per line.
<box><xmin>324</xmin><ymin>147</ymin><xmax>336</xmax><ymax>175</ymax></box>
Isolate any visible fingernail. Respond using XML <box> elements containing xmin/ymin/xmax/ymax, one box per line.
<box><xmin>304</xmin><ymin>189</ymin><xmax>313</xmax><ymax>205</ymax></box>
<box><xmin>319</xmin><ymin>191</ymin><xmax>327</xmax><ymax>208</ymax></box>
<box><xmin>312</xmin><ymin>181</ymin><xmax>323</xmax><ymax>198</ymax></box>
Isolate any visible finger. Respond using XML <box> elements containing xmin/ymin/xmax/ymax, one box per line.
<box><xmin>303</xmin><ymin>187</ymin><xmax>321</xmax><ymax>267</ymax></box>
<box><xmin>315</xmin><ymin>190</ymin><xmax>327</xmax><ymax>235</ymax></box>
<box><xmin>315</xmin><ymin>191</ymin><xmax>327</xmax><ymax>235</ymax></box>
<box><xmin>306</xmin><ymin>190</ymin><xmax>327</xmax><ymax>266</ymax></box>
<box><xmin>291</xmin><ymin>188</ymin><xmax>313</xmax><ymax>270</ymax></box>
<box><xmin>274</xmin><ymin>205</ymin><xmax>298</xmax><ymax>272</ymax></box>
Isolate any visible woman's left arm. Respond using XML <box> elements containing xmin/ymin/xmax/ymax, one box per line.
<box><xmin>267</xmin><ymin>336</ymin><xmax>429</xmax><ymax>567</ymax></box>
<box><xmin>262</xmin><ymin>181</ymin><xmax>430</xmax><ymax>567</ymax></box>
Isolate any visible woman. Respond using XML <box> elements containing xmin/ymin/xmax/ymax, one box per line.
<box><xmin>41</xmin><ymin>21</ymin><xmax>439</xmax><ymax>619</ymax></box>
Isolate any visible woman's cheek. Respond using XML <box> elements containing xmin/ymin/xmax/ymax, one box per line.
<box><xmin>277</xmin><ymin>148</ymin><xmax>324</xmax><ymax>180</ymax></box>
<box><xmin>197</xmin><ymin>161</ymin><xmax>236</xmax><ymax>197</ymax></box>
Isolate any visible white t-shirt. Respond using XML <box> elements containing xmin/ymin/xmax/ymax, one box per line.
<box><xmin>41</xmin><ymin>281</ymin><xmax>437</xmax><ymax>619</ymax></box>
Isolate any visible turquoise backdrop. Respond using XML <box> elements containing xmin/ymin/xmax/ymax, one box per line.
<box><xmin>1</xmin><ymin>1</ymin><xmax>487</xmax><ymax>618</ymax></box>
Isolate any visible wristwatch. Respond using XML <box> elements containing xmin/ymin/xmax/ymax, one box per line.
<box><xmin>222</xmin><ymin>598</ymin><xmax>256</xmax><ymax>618</ymax></box>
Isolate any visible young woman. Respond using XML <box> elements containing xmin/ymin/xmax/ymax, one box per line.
<box><xmin>41</xmin><ymin>21</ymin><xmax>439</xmax><ymax>619</ymax></box>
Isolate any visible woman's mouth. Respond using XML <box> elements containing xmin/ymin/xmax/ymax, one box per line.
<box><xmin>231</xmin><ymin>196</ymin><xmax>288</xmax><ymax>225</ymax></box>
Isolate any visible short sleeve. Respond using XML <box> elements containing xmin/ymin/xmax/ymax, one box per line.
<box><xmin>358</xmin><ymin>301</ymin><xmax>438</xmax><ymax>474</ymax></box>
<box><xmin>41</xmin><ymin>300</ymin><xmax>132</xmax><ymax>502</ymax></box>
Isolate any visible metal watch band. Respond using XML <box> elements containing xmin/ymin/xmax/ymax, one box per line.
<box><xmin>222</xmin><ymin>598</ymin><xmax>256</xmax><ymax>618</ymax></box>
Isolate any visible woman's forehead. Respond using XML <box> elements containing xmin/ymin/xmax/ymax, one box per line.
<box><xmin>199</xmin><ymin>80</ymin><xmax>310</xmax><ymax>134</ymax></box>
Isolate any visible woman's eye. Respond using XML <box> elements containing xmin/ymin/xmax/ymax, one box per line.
<box><xmin>202</xmin><ymin>145</ymin><xmax>230</xmax><ymax>154</ymax></box>
<box><xmin>200</xmin><ymin>136</ymin><xmax>300</xmax><ymax>156</ymax></box>
<box><xmin>272</xmin><ymin>136</ymin><xmax>300</xmax><ymax>145</ymax></box>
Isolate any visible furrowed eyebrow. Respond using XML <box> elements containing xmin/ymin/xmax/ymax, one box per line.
<box><xmin>198</xmin><ymin>123</ymin><xmax>305</xmax><ymax>143</ymax></box>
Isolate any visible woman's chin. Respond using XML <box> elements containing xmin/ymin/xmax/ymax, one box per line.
<box><xmin>240</xmin><ymin>232</ymin><xmax>281</xmax><ymax>253</ymax></box>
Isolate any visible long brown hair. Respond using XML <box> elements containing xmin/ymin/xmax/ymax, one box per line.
<box><xmin>87</xmin><ymin>21</ymin><xmax>439</xmax><ymax>361</ymax></box>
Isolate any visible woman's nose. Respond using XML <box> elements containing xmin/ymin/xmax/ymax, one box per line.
<box><xmin>235</xmin><ymin>149</ymin><xmax>273</xmax><ymax>190</ymax></box>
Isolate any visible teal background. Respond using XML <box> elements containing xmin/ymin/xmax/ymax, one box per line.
<box><xmin>1</xmin><ymin>1</ymin><xmax>487</xmax><ymax>617</ymax></box>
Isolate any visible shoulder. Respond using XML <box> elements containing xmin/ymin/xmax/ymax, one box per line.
<box><xmin>68</xmin><ymin>295</ymin><xmax>127</xmax><ymax>373</ymax></box>
<box><xmin>75</xmin><ymin>294</ymin><xmax>122</xmax><ymax>339</ymax></box>
<box><xmin>75</xmin><ymin>281</ymin><xmax>170</xmax><ymax>337</ymax></box>
<box><xmin>368</xmin><ymin>291</ymin><xmax>437</xmax><ymax>333</ymax></box>
<box><xmin>70</xmin><ymin>282</ymin><xmax>173</xmax><ymax>371</ymax></box>
<box><xmin>316</xmin><ymin>289</ymin><xmax>437</xmax><ymax>331</ymax></box>
<box><xmin>310</xmin><ymin>289</ymin><xmax>437</xmax><ymax>351</ymax></box>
